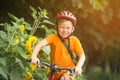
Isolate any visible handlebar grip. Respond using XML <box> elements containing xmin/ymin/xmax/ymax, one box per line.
<box><xmin>26</xmin><ymin>59</ymin><xmax>31</xmax><ymax>62</ymax></box>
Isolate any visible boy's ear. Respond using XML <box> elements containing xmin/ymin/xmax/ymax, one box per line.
<box><xmin>72</xmin><ymin>27</ymin><xmax>75</xmax><ymax>32</ymax></box>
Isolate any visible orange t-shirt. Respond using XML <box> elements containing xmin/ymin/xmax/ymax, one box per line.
<box><xmin>45</xmin><ymin>34</ymin><xmax>84</xmax><ymax>79</ymax></box>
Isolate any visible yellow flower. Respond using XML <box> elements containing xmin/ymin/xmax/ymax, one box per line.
<box><xmin>25</xmin><ymin>36</ymin><xmax>37</xmax><ymax>55</ymax></box>
<box><xmin>16</xmin><ymin>38</ymin><xmax>19</xmax><ymax>44</ymax></box>
<box><xmin>25</xmin><ymin>41</ymin><xmax>32</xmax><ymax>54</ymax></box>
<box><xmin>45</xmin><ymin>68</ymin><xmax>50</xmax><ymax>75</ymax></box>
<box><xmin>24</xmin><ymin>72</ymin><xmax>32</xmax><ymax>80</ymax></box>
<box><xmin>30</xmin><ymin>64</ymin><xmax>37</xmax><ymax>71</ymax></box>
<box><xmin>20</xmin><ymin>25</ymin><xmax>25</xmax><ymax>32</ymax></box>
<box><xmin>28</xmin><ymin>36</ymin><xmax>37</xmax><ymax>44</ymax></box>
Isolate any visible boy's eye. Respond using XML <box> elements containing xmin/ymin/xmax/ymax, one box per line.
<box><xmin>60</xmin><ymin>26</ymin><xmax>64</xmax><ymax>28</ymax></box>
<box><xmin>59</xmin><ymin>26</ymin><xmax>70</xmax><ymax>29</ymax></box>
<box><xmin>66</xmin><ymin>27</ymin><xmax>70</xmax><ymax>29</ymax></box>
<box><xmin>59</xmin><ymin>26</ymin><xmax>65</xmax><ymax>29</ymax></box>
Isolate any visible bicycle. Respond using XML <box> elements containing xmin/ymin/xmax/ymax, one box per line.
<box><xmin>26</xmin><ymin>59</ymin><xmax>75</xmax><ymax>80</ymax></box>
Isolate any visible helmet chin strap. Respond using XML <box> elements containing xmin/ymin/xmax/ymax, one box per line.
<box><xmin>64</xmin><ymin>33</ymin><xmax>72</xmax><ymax>39</ymax></box>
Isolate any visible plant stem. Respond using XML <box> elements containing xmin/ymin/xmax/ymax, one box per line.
<box><xmin>30</xmin><ymin>12</ymin><xmax>41</xmax><ymax>35</ymax></box>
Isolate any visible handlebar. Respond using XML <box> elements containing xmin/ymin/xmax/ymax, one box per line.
<box><xmin>26</xmin><ymin>59</ymin><xmax>75</xmax><ymax>76</ymax></box>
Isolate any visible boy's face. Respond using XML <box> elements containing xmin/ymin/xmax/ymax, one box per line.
<box><xmin>57</xmin><ymin>19</ymin><xmax>74</xmax><ymax>38</ymax></box>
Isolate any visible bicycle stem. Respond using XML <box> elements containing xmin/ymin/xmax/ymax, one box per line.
<box><xmin>50</xmin><ymin>62</ymin><xmax>56</xmax><ymax>77</ymax></box>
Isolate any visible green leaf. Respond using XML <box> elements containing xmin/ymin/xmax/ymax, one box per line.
<box><xmin>30</xmin><ymin>6</ymin><xmax>37</xmax><ymax>20</ymax></box>
<box><xmin>0</xmin><ymin>31</ymin><xmax>6</xmax><ymax>39</ymax></box>
<box><xmin>9</xmin><ymin>69</ymin><xmax>22</xmax><ymax>80</ymax></box>
<box><xmin>15</xmin><ymin>46</ymin><xmax>27</xmax><ymax>59</ymax></box>
<box><xmin>0</xmin><ymin>58</ymin><xmax>8</xmax><ymax>80</ymax></box>
<box><xmin>8</xmin><ymin>13</ymin><xmax>19</xmax><ymax>21</ymax></box>
<box><xmin>43</xmin><ymin>20</ymin><xmax>54</xmax><ymax>25</ymax></box>
<box><xmin>9</xmin><ymin>39</ymin><xmax>15</xmax><ymax>45</ymax></box>
<box><xmin>30</xmin><ymin>6</ymin><xmax>37</xmax><ymax>15</ymax></box>
<box><xmin>0</xmin><ymin>58</ymin><xmax>6</xmax><ymax>66</ymax></box>
<box><xmin>0</xmin><ymin>68</ymin><xmax>8</xmax><ymax>80</ymax></box>
<box><xmin>25</xmin><ymin>25</ymin><xmax>32</xmax><ymax>30</ymax></box>
<box><xmin>24</xmin><ymin>22</ymin><xmax>32</xmax><ymax>30</ymax></box>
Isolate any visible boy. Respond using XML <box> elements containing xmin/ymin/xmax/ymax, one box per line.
<box><xmin>31</xmin><ymin>11</ymin><xmax>85</xmax><ymax>80</ymax></box>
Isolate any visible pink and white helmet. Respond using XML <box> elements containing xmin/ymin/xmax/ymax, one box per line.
<box><xmin>56</xmin><ymin>11</ymin><xmax>77</xmax><ymax>25</ymax></box>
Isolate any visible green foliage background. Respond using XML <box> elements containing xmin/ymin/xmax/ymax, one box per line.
<box><xmin>0</xmin><ymin>7</ymin><xmax>55</xmax><ymax>80</ymax></box>
<box><xmin>0</xmin><ymin>0</ymin><xmax>120</xmax><ymax>80</ymax></box>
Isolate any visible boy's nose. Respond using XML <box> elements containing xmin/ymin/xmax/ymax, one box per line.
<box><xmin>63</xmin><ymin>28</ymin><xmax>67</xmax><ymax>31</ymax></box>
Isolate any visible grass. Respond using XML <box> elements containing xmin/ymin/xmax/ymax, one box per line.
<box><xmin>76</xmin><ymin>66</ymin><xmax>120</xmax><ymax>80</ymax></box>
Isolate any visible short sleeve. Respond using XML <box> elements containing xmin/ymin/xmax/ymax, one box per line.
<box><xmin>45</xmin><ymin>34</ymin><xmax>56</xmax><ymax>45</ymax></box>
<box><xmin>71</xmin><ymin>36</ymin><xmax>84</xmax><ymax>56</ymax></box>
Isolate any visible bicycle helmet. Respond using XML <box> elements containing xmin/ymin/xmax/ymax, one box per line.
<box><xmin>56</xmin><ymin>11</ymin><xmax>77</xmax><ymax>25</ymax></box>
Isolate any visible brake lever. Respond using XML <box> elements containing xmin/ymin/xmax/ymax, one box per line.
<box><xmin>69</xmin><ymin>68</ymin><xmax>75</xmax><ymax>76</ymax></box>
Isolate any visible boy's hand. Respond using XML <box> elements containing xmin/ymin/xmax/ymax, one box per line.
<box><xmin>75</xmin><ymin>66</ymin><xmax>83</xmax><ymax>76</ymax></box>
<box><xmin>31</xmin><ymin>56</ymin><xmax>40</xmax><ymax>64</ymax></box>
